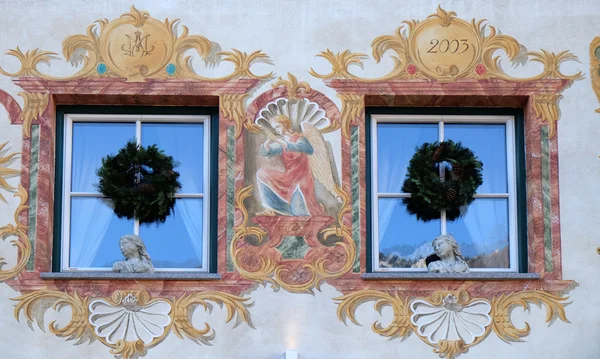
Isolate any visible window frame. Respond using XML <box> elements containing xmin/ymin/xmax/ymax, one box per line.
<box><xmin>367</xmin><ymin>109</ymin><xmax>526</xmax><ymax>273</ymax></box>
<box><xmin>53</xmin><ymin>106</ymin><xmax>219</xmax><ymax>273</ymax></box>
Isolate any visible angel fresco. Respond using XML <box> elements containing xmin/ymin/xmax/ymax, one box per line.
<box><xmin>255</xmin><ymin>99</ymin><xmax>340</xmax><ymax>216</ymax></box>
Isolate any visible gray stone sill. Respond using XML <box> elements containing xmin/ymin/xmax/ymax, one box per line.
<box><xmin>362</xmin><ymin>272</ymin><xmax>540</xmax><ymax>280</ymax></box>
<box><xmin>41</xmin><ymin>272</ymin><xmax>222</xmax><ymax>281</ymax></box>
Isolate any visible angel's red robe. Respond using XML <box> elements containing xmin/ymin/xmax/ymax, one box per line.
<box><xmin>257</xmin><ymin>134</ymin><xmax>324</xmax><ymax>216</ymax></box>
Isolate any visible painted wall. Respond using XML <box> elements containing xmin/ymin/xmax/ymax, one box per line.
<box><xmin>0</xmin><ymin>0</ymin><xmax>598</xmax><ymax>358</ymax></box>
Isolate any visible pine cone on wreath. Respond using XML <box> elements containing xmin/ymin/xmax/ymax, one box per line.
<box><xmin>452</xmin><ymin>164</ymin><xmax>464</xmax><ymax>179</ymax></box>
<box><xmin>445</xmin><ymin>188</ymin><xmax>457</xmax><ymax>201</ymax></box>
<box><xmin>432</xmin><ymin>143</ymin><xmax>446</xmax><ymax>162</ymax></box>
<box><xmin>139</xmin><ymin>183</ymin><xmax>156</xmax><ymax>194</ymax></box>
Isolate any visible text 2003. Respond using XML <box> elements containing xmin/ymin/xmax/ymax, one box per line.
<box><xmin>426</xmin><ymin>39</ymin><xmax>470</xmax><ymax>54</ymax></box>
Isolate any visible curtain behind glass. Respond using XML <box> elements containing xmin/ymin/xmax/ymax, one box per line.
<box><xmin>445</xmin><ymin>124</ymin><xmax>507</xmax><ymax>260</ymax></box>
<box><xmin>376</xmin><ymin>124</ymin><xmax>437</xmax><ymax>243</ymax></box>
<box><xmin>69</xmin><ymin>123</ymin><xmax>134</xmax><ymax>268</ymax></box>
<box><xmin>142</xmin><ymin>123</ymin><xmax>205</xmax><ymax>265</ymax></box>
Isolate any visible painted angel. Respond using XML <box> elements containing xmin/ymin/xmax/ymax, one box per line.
<box><xmin>256</xmin><ymin>114</ymin><xmax>339</xmax><ymax>216</ymax></box>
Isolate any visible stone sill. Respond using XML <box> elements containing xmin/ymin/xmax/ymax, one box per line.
<box><xmin>362</xmin><ymin>272</ymin><xmax>540</xmax><ymax>280</ymax></box>
<box><xmin>41</xmin><ymin>272</ymin><xmax>222</xmax><ymax>281</ymax></box>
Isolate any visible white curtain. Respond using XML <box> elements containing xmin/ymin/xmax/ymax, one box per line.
<box><xmin>455</xmin><ymin>126</ymin><xmax>504</xmax><ymax>256</ymax></box>
<box><xmin>70</xmin><ymin>132</ymin><xmax>113</xmax><ymax>268</ymax></box>
<box><xmin>176</xmin><ymin>200</ymin><xmax>204</xmax><ymax>264</ymax></box>
<box><xmin>377</xmin><ymin>153</ymin><xmax>408</xmax><ymax>240</ymax></box>
<box><xmin>377</xmin><ymin>125</ymin><xmax>434</xmax><ymax>240</ymax></box>
<box><xmin>148</xmin><ymin>124</ymin><xmax>205</xmax><ymax>264</ymax></box>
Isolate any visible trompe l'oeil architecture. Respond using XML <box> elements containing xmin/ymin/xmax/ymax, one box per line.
<box><xmin>0</xmin><ymin>3</ymin><xmax>596</xmax><ymax>359</ymax></box>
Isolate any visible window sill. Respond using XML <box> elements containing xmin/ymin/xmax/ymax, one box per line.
<box><xmin>362</xmin><ymin>272</ymin><xmax>540</xmax><ymax>280</ymax></box>
<box><xmin>41</xmin><ymin>272</ymin><xmax>222</xmax><ymax>281</ymax></box>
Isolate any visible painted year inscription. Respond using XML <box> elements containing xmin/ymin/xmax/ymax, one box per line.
<box><xmin>426</xmin><ymin>39</ymin><xmax>470</xmax><ymax>54</ymax></box>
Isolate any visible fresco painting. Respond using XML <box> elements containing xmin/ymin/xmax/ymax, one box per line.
<box><xmin>0</xmin><ymin>4</ymin><xmax>591</xmax><ymax>359</ymax></box>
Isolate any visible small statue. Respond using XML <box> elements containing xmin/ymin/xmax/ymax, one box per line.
<box><xmin>112</xmin><ymin>234</ymin><xmax>155</xmax><ymax>273</ymax></box>
<box><xmin>426</xmin><ymin>234</ymin><xmax>469</xmax><ymax>273</ymax></box>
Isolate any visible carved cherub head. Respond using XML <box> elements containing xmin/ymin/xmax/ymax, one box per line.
<box><xmin>119</xmin><ymin>234</ymin><xmax>152</xmax><ymax>262</ymax></box>
<box><xmin>432</xmin><ymin>234</ymin><xmax>464</xmax><ymax>260</ymax></box>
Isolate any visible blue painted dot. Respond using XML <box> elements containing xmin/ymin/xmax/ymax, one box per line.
<box><xmin>96</xmin><ymin>63</ymin><xmax>107</xmax><ymax>75</ymax></box>
<box><xmin>166</xmin><ymin>63</ymin><xmax>176</xmax><ymax>76</ymax></box>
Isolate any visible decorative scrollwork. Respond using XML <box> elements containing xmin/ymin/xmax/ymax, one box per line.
<box><xmin>310</xmin><ymin>6</ymin><xmax>581</xmax><ymax>83</ymax></box>
<box><xmin>0</xmin><ymin>48</ymin><xmax>59</xmax><ymax>77</ymax></box>
<box><xmin>590</xmin><ymin>37</ymin><xmax>600</xmax><ymax>112</ymax></box>
<box><xmin>221</xmin><ymin>93</ymin><xmax>250</xmax><ymax>138</ymax></box>
<box><xmin>532</xmin><ymin>94</ymin><xmax>562</xmax><ymax>138</ymax></box>
<box><xmin>230</xmin><ymin>185</ymin><xmax>356</xmax><ymax>294</ymax></box>
<box><xmin>12</xmin><ymin>289</ymin><xmax>254</xmax><ymax>359</ymax></box>
<box><xmin>0</xmin><ymin>141</ymin><xmax>20</xmax><ymax>203</ymax></box>
<box><xmin>273</xmin><ymin>72</ymin><xmax>312</xmax><ymax>101</ymax></box>
<box><xmin>19</xmin><ymin>92</ymin><xmax>49</xmax><ymax>137</ymax></box>
<box><xmin>337</xmin><ymin>94</ymin><xmax>363</xmax><ymax>139</ymax></box>
<box><xmin>217</xmin><ymin>49</ymin><xmax>274</xmax><ymax>81</ymax></box>
<box><xmin>490</xmin><ymin>291</ymin><xmax>570</xmax><ymax>343</ymax></box>
<box><xmin>309</xmin><ymin>49</ymin><xmax>368</xmax><ymax>80</ymax></box>
<box><xmin>335</xmin><ymin>289</ymin><xmax>571</xmax><ymax>359</ymax></box>
<box><xmin>0</xmin><ymin>185</ymin><xmax>30</xmax><ymax>282</ymax></box>
<box><xmin>172</xmin><ymin>291</ymin><xmax>255</xmax><ymax>345</ymax></box>
<box><xmin>336</xmin><ymin>290</ymin><xmax>411</xmax><ymax>340</ymax></box>
<box><xmin>14</xmin><ymin>290</ymin><xmax>90</xmax><ymax>342</ymax></box>
<box><xmin>0</xmin><ymin>6</ymin><xmax>272</xmax><ymax>82</ymax></box>
<box><xmin>232</xmin><ymin>185</ymin><xmax>268</xmax><ymax>244</ymax></box>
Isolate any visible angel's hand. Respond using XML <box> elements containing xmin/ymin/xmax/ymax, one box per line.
<box><xmin>275</xmin><ymin>138</ymin><xmax>288</xmax><ymax>149</ymax></box>
<box><xmin>265</xmin><ymin>130</ymin><xmax>277</xmax><ymax>140</ymax></box>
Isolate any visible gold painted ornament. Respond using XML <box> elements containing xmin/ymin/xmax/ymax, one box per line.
<box><xmin>0</xmin><ymin>6</ymin><xmax>272</xmax><ymax>82</ymax></box>
<box><xmin>12</xmin><ymin>289</ymin><xmax>254</xmax><ymax>359</ymax></box>
<box><xmin>0</xmin><ymin>185</ymin><xmax>30</xmax><ymax>282</ymax></box>
<box><xmin>336</xmin><ymin>289</ymin><xmax>571</xmax><ymax>359</ymax></box>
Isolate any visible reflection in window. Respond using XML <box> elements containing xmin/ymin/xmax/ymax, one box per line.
<box><xmin>62</xmin><ymin>115</ymin><xmax>209</xmax><ymax>272</ymax></box>
<box><xmin>371</xmin><ymin>116</ymin><xmax>518</xmax><ymax>272</ymax></box>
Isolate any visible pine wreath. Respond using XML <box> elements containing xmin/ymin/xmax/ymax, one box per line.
<box><xmin>401</xmin><ymin>140</ymin><xmax>483</xmax><ymax>222</ymax></box>
<box><xmin>96</xmin><ymin>140</ymin><xmax>181</xmax><ymax>224</ymax></box>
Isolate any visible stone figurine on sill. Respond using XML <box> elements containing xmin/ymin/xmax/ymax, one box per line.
<box><xmin>112</xmin><ymin>234</ymin><xmax>155</xmax><ymax>273</ymax></box>
<box><xmin>426</xmin><ymin>234</ymin><xmax>470</xmax><ymax>273</ymax></box>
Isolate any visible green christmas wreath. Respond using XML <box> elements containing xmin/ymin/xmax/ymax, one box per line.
<box><xmin>401</xmin><ymin>140</ymin><xmax>483</xmax><ymax>222</ymax></box>
<box><xmin>96</xmin><ymin>140</ymin><xmax>181</xmax><ymax>224</ymax></box>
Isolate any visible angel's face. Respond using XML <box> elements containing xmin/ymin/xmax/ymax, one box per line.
<box><xmin>272</xmin><ymin>122</ymin><xmax>285</xmax><ymax>135</ymax></box>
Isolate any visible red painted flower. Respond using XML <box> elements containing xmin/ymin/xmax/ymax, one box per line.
<box><xmin>475</xmin><ymin>64</ymin><xmax>486</xmax><ymax>75</ymax></box>
<box><xmin>407</xmin><ymin>64</ymin><xmax>417</xmax><ymax>75</ymax></box>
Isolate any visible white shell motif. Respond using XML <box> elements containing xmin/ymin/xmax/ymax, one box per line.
<box><xmin>89</xmin><ymin>294</ymin><xmax>172</xmax><ymax>344</ymax></box>
<box><xmin>410</xmin><ymin>294</ymin><xmax>491</xmax><ymax>345</ymax></box>
<box><xmin>255</xmin><ymin>97</ymin><xmax>330</xmax><ymax>131</ymax></box>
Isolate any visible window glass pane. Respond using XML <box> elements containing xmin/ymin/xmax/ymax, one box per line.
<box><xmin>139</xmin><ymin>198</ymin><xmax>204</xmax><ymax>269</ymax></box>
<box><xmin>378</xmin><ymin>198</ymin><xmax>440</xmax><ymax>269</ymax></box>
<box><xmin>142</xmin><ymin>123</ymin><xmax>204</xmax><ymax>193</ymax></box>
<box><xmin>71</xmin><ymin>123</ymin><xmax>135</xmax><ymax>193</ymax></box>
<box><xmin>69</xmin><ymin>197</ymin><xmax>134</xmax><ymax>268</ymax></box>
<box><xmin>445</xmin><ymin>198</ymin><xmax>510</xmax><ymax>269</ymax></box>
<box><xmin>444</xmin><ymin>123</ymin><xmax>507</xmax><ymax>193</ymax></box>
<box><xmin>377</xmin><ymin>123</ymin><xmax>438</xmax><ymax>193</ymax></box>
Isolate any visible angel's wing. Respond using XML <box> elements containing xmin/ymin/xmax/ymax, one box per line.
<box><xmin>301</xmin><ymin>122</ymin><xmax>342</xmax><ymax>202</ymax></box>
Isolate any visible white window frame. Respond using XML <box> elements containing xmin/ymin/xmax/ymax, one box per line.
<box><xmin>60</xmin><ymin>113</ymin><xmax>211</xmax><ymax>272</ymax></box>
<box><xmin>370</xmin><ymin>114</ymin><xmax>518</xmax><ymax>272</ymax></box>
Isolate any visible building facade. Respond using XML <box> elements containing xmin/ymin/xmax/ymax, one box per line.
<box><xmin>0</xmin><ymin>1</ymin><xmax>598</xmax><ymax>358</ymax></box>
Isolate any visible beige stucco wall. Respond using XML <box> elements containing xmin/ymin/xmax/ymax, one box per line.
<box><xmin>0</xmin><ymin>0</ymin><xmax>599</xmax><ymax>358</ymax></box>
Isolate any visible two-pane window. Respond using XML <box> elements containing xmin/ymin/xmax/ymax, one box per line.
<box><xmin>60</xmin><ymin>114</ymin><xmax>210</xmax><ymax>271</ymax></box>
<box><xmin>370</xmin><ymin>115</ymin><xmax>519</xmax><ymax>272</ymax></box>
